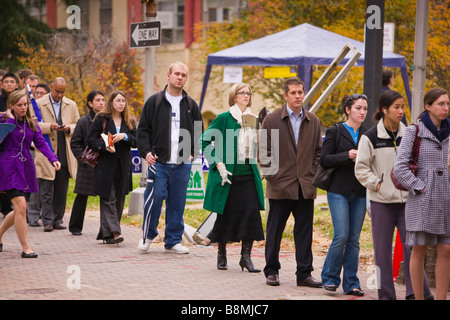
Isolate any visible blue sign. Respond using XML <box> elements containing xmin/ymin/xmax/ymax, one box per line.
<box><xmin>131</xmin><ymin>149</ymin><xmax>142</xmax><ymax>173</ymax></box>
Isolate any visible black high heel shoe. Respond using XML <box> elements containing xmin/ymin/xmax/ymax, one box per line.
<box><xmin>239</xmin><ymin>241</ymin><xmax>261</xmax><ymax>273</ymax></box>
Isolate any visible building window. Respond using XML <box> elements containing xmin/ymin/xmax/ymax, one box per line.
<box><xmin>158</xmin><ymin>0</ymin><xmax>184</xmax><ymax>44</ymax></box>
<box><xmin>100</xmin><ymin>0</ymin><xmax>112</xmax><ymax>35</ymax></box>
<box><xmin>208</xmin><ymin>7</ymin><xmax>232</xmax><ymax>22</ymax></box>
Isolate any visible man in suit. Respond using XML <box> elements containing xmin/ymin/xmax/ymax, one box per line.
<box><xmin>28</xmin><ymin>77</ymin><xmax>79</xmax><ymax>231</ymax></box>
<box><xmin>259</xmin><ymin>77</ymin><xmax>323</xmax><ymax>287</ymax></box>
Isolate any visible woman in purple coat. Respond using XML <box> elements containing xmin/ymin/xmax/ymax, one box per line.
<box><xmin>0</xmin><ymin>90</ymin><xmax>61</xmax><ymax>258</ymax></box>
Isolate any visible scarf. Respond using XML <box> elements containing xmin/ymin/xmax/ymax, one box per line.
<box><xmin>230</xmin><ymin>104</ymin><xmax>257</xmax><ymax>161</ymax></box>
<box><xmin>420</xmin><ymin>112</ymin><xmax>450</xmax><ymax>142</ymax></box>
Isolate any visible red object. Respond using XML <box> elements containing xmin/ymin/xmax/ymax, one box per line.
<box><xmin>46</xmin><ymin>0</ymin><xmax>58</xmax><ymax>28</ymax></box>
<box><xmin>392</xmin><ymin>229</ymin><xmax>403</xmax><ymax>281</ymax></box>
<box><xmin>184</xmin><ymin>0</ymin><xmax>203</xmax><ymax>48</ymax></box>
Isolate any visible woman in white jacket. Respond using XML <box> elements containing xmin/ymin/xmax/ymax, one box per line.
<box><xmin>355</xmin><ymin>90</ymin><xmax>432</xmax><ymax>300</ymax></box>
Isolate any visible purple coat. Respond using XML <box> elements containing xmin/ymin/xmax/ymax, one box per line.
<box><xmin>0</xmin><ymin>118</ymin><xmax>58</xmax><ymax>193</ymax></box>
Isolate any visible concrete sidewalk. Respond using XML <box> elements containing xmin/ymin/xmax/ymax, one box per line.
<box><xmin>1</xmin><ymin>204</ymin><xmax>425</xmax><ymax>301</ymax></box>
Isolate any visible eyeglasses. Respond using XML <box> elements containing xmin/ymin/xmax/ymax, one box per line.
<box><xmin>345</xmin><ymin>94</ymin><xmax>367</xmax><ymax>106</ymax></box>
<box><xmin>237</xmin><ymin>92</ymin><xmax>252</xmax><ymax>97</ymax></box>
<box><xmin>348</xmin><ymin>94</ymin><xmax>368</xmax><ymax>101</ymax></box>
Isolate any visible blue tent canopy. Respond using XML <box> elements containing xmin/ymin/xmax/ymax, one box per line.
<box><xmin>199</xmin><ymin>23</ymin><xmax>411</xmax><ymax>110</ymax></box>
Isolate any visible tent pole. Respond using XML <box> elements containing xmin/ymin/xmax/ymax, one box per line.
<box><xmin>199</xmin><ymin>64</ymin><xmax>212</xmax><ymax>110</ymax></box>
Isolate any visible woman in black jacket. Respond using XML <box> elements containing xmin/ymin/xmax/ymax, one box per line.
<box><xmin>87</xmin><ymin>90</ymin><xmax>137</xmax><ymax>244</ymax></box>
<box><xmin>320</xmin><ymin>94</ymin><xmax>368</xmax><ymax>296</ymax></box>
<box><xmin>69</xmin><ymin>90</ymin><xmax>105</xmax><ymax>235</ymax></box>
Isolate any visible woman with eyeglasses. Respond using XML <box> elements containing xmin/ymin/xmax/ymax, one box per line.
<box><xmin>319</xmin><ymin>94</ymin><xmax>368</xmax><ymax>296</ymax></box>
<box><xmin>87</xmin><ymin>90</ymin><xmax>137</xmax><ymax>245</ymax></box>
<box><xmin>200</xmin><ymin>83</ymin><xmax>265</xmax><ymax>272</ymax></box>
<box><xmin>393</xmin><ymin>87</ymin><xmax>450</xmax><ymax>300</ymax></box>
<box><xmin>355</xmin><ymin>90</ymin><xmax>432</xmax><ymax>300</ymax></box>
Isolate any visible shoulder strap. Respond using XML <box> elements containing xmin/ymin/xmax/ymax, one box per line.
<box><xmin>411</xmin><ymin>123</ymin><xmax>421</xmax><ymax>159</ymax></box>
<box><xmin>334</xmin><ymin>123</ymin><xmax>341</xmax><ymax>152</ymax></box>
<box><xmin>155</xmin><ymin>90</ymin><xmax>164</xmax><ymax>109</ymax></box>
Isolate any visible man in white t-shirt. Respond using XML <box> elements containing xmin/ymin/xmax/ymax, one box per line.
<box><xmin>137</xmin><ymin>62</ymin><xmax>203</xmax><ymax>254</ymax></box>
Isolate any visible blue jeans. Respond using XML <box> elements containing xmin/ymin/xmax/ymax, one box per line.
<box><xmin>142</xmin><ymin>161</ymin><xmax>192</xmax><ymax>249</ymax></box>
<box><xmin>321</xmin><ymin>192</ymin><xmax>366</xmax><ymax>293</ymax></box>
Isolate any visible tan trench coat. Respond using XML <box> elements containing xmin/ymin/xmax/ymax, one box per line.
<box><xmin>33</xmin><ymin>93</ymin><xmax>80</xmax><ymax>180</ymax></box>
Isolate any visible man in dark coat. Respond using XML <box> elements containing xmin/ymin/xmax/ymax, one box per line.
<box><xmin>137</xmin><ymin>62</ymin><xmax>203</xmax><ymax>254</ymax></box>
<box><xmin>259</xmin><ymin>77</ymin><xmax>323</xmax><ymax>287</ymax></box>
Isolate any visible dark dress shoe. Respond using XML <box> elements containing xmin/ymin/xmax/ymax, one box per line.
<box><xmin>0</xmin><ymin>243</ymin><xmax>3</xmax><ymax>252</ymax></box>
<box><xmin>44</xmin><ymin>224</ymin><xmax>53</xmax><ymax>232</ymax></box>
<box><xmin>346</xmin><ymin>288</ymin><xmax>364</xmax><ymax>296</ymax></box>
<box><xmin>266</xmin><ymin>274</ymin><xmax>280</xmax><ymax>286</ymax></box>
<box><xmin>324</xmin><ymin>284</ymin><xmax>337</xmax><ymax>291</ymax></box>
<box><xmin>71</xmin><ymin>231</ymin><xmax>82</xmax><ymax>236</ymax></box>
<box><xmin>297</xmin><ymin>276</ymin><xmax>323</xmax><ymax>288</ymax></box>
<box><xmin>53</xmin><ymin>224</ymin><xmax>67</xmax><ymax>230</ymax></box>
<box><xmin>29</xmin><ymin>221</ymin><xmax>41</xmax><ymax>227</ymax></box>
<box><xmin>21</xmin><ymin>251</ymin><xmax>38</xmax><ymax>258</ymax></box>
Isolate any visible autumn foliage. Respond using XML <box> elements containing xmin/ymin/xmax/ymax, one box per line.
<box><xmin>194</xmin><ymin>0</ymin><xmax>449</xmax><ymax>127</ymax></box>
<box><xmin>18</xmin><ymin>34</ymin><xmax>144</xmax><ymax>117</ymax></box>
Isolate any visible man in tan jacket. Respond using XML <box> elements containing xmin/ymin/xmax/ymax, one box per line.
<box><xmin>259</xmin><ymin>77</ymin><xmax>323</xmax><ymax>287</ymax></box>
<box><xmin>29</xmin><ymin>77</ymin><xmax>79</xmax><ymax>232</ymax></box>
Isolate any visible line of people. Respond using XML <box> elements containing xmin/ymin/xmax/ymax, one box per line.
<box><xmin>1</xmin><ymin>63</ymin><xmax>448</xmax><ymax>300</ymax></box>
<box><xmin>0</xmin><ymin>71</ymin><xmax>137</xmax><ymax>254</ymax></box>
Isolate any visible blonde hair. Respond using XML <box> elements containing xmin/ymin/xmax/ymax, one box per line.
<box><xmin>7</xmin><ymin>89</ymin><xmax>38</xmax><ymax>132</ymax></box>
<box><xmin>228</xmin><ymin>83</ymin><xmax>252</xmax><ymax>107</ymax></box>
<box><xmin>101</xmin><ymin>90</ymin><xmax>134</xmax><ymax>129</ymax></box>
<box><xmin>168</xmin><ymin>62</ymin><xmax>189</xmax><ymax>76</ymax></box>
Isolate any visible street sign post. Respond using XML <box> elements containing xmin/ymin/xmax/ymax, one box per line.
<box><xmin>130</xmin><ymin>21</ymin><xmax>161</xmax><ymax>48</ymax></box>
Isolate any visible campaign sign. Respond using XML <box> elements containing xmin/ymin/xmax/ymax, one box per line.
<box><xmin>131</xmin><ymin>149</ymin><xmax>142</xmax><ymax>173</ymax></box>
<box><xmin>186</xmin><ymin>163</ymin><xmax>205</xmax><ymax>201</ymax></box>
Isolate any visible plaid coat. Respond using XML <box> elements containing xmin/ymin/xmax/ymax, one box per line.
<box><xmin>393</xmin><ymin>121</ymin><xmax>450</xmax><ymax>235</ymax></box>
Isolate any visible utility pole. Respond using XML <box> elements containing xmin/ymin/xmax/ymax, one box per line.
<box><xmin>128</xmin><ymin>0</ymin><xmax>158</xmax><ymax>215</ymax></box>
<box><xmin>140</xmin><ymin>0</ymin><xmax>158</xmax><ymax>189</ymax></box>
<box><xmin>411</xmin><ymin>0</ymin><xmax>429</xmax><ymax>123</ymax></box>
<box><xmin>363</xmin><ymin>0</ymin><xmax>385</xmax><ymax>128</ymax></box>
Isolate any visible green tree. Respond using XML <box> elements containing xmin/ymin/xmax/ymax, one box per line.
<box><xmin>0</xmin><ymin>0</ymin><xmax>54</xmax><ymax>71</ymax></box>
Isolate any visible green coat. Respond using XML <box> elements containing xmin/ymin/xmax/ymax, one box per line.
<box><xmin>199</xmin><ymin>111</ymin><xmax>265</xmax><ymax>215</ymax></box>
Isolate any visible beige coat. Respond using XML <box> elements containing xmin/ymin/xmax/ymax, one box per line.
<box><xmin>33</xmin><ymin>93</ymin><xmax>80</xmax><ymax>180</ymax></box>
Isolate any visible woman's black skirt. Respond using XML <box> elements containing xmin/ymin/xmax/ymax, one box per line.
<box><xmin>209</xmin><ymin>175</ymin><xmax>264</xmax><ymax>243</ymax></box>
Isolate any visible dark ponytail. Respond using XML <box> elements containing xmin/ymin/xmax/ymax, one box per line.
<box><xmin>374</xmin><ymin>90</ymin><xmax>403</xmax><ymax>121</ymax></box>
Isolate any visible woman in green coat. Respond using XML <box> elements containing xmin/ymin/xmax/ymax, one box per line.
<box><xmin>200</xmin><ymin>83</ymin><xmax>265</xmax><ymax>273</ymax></box>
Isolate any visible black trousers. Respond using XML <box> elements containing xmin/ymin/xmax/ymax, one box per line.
<box><xmin>69</xmin><ymin>194</ymin><xmax>89</xmax><ymax>233</ymax></box>
<box><xmin>264</xmin><ymin>184</ymin><xmax>314</xmax><ymax>280</ymax></box>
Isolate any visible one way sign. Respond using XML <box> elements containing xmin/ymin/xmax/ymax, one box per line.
<box><xmin>130</xmin><ymin>21</ymin><xmax>161</xmax><ymax>48</ymax></box>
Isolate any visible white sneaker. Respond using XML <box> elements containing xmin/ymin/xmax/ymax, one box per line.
<box><xmin>165</xmin><ymin>243</ymin><xmax>189</xmax><ymax>254</ymax></box>
<box><xmin>138</xmin><ymin>238</ymin><xmax>152</xmax><ymax>252</ymax></box>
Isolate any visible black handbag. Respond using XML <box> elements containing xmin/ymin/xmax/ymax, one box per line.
<box><xmin>81</xmin><ymin>118</ymin><xmax>106</xmax><ymax>167</ymax></box>
<box><xmin>312</xmin><ymin>165</ymin><xmax>336</xmax><ymax>190</ymax></box>
<box><xmin>313</xmin><ymin>123</ymin><xmax>341</xmax><ymax>191</ymax></box>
